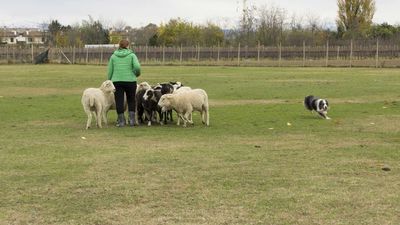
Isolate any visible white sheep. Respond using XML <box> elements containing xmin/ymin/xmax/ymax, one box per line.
<box><xmin>137</xmin><ymin>81</ymin><xmax>151</xmax><ymax>93</ymax></box>
<box><xmin>173</xmin><ymin>86</ymin><xmax>191</xmax><ymax>94</ymax></box>
<box><xmin>81</xmin><ymin>80</ymin><xmax>116</xmax><ymax>129</ymax></box>
<box><xmin>172</xmin><ymin>86</ymin><xmax>193</xmax><ymax>122</ymax></box>
<box><xmin>158</xmin><ymin>89</ymin><xmax>209</xmax><ymax>127</ymax></box>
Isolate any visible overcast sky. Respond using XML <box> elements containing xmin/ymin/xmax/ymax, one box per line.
<box><xmin>1</xmin><ymin>0</ymin><xmax>399</xmax><ymax>29</ymax></box>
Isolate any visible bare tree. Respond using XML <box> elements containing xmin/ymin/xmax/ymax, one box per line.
<box><xmin>238</xmin><ymin>0</ymin><xmax>257</xmax><ymax>46</ymax></box>
<box><xmin>256</xmin><ymin>4</ymin><xmax>287</xmax><ymax>46</ymax></box>
<box><xmin>113</xmin><ymin>20</ymin><xmax>127</xmax><ymax>32</ymax></box>
<box><xmin>289</xmin><ymin>13</ymin><xmax>304</xmax><ymax>31</ymax></box>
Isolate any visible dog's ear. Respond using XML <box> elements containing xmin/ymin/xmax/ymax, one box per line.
<box><xmin>325</xmin><ymin>100</ymin><xmax>329</xmax><ymax>106</ymax></box>
<box><xmin>318</xmin><ymin>101</ymin><xmax>325</xmax><ymax>110</ymax></box>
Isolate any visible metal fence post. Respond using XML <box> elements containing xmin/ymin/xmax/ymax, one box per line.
<box><xmin>237</xmin><ymin>43</ymin><xmax>241</xmax><ymax>66</ymax></box>
<box><xmin>303</xmin><ymin>40</ymin><xmax>306</xmax><ymax>67</ymax></box>
<box><xmin>217</xmin><ymin>42</ymin><xmax>220</xmax><ymax>62</ymax></box>
<box><xmin>162</xmin><ymin>45</ymin><xmax>165</xmax><ymax>64</ymax></box>
<box><xmin>375</xmin><ymin>39</ymin><xmax>379</xmax><ymax>68</ymax></box>
<box><xmin>100</xmin><ymin>47</ymin><xmax>103</xmax><ymax>65</ymax></box>
<box><xmin>197</xmin><ymin>44</ymin><xmax>200</xmax><ymax>62</ymax></box>
<box><xmin>337</xmin><ymin>46</ymin><xmax>340</xmax><ymax>60</ymax></box>
<box><xmin>59</xmin><ymin>48</ymin><xmax>62</xmax><ymax>64</ymax></box>
<box><xmin>72</xmin><ymin>46</ymin><xmax>76</xmax><ymax>64</ymax></box>
<box><xmin>279</xmin><ymin>42</ymin><xmax>282</xmax><ymax>67</ymax></box>
<box><xmin>145</xmin><ymin>45</ymin><xmax>148</xmax><ymax>64</ymax></box>
<box><xmin>180</xmin><ymin>44</ymin><xmax>183</xmax><ymax>64</ymax></box>
<box><xmin>350</xmin><ymin>39</ymin><xmax>353</xmax><ymax>68</ymax></box>
<box><xmin>86</xmin><ymin>48</ymin><xmax>89</xmax><ymax>64</ymax></box>
<box><xmin>13</xmin><ymin>47</ymin><xmax>16</xmax><ymax>64</ymax></box>
<box><xmin>6</xmin><ymin>46</ymin><xmax>9</xmax><ymax>63</ymax></box>
<box><xmin>31</xmin><ymin>44</ymin><xmax>34</xmax><ymax>63</ymax></box>
<box><xmin>325</xmin><ymin>40</ymin><xmax>329</xmax><ymax>67</ymax></box>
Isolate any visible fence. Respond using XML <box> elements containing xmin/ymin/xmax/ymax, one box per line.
<box><xmin>1</xmin><ymin>40</ymin><xmax>400</xmax><ymax>67</ymax></box>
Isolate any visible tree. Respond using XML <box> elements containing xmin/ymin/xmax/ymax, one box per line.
<box><xmin>368</xmin><ymin>23</ymin><xmax>399</xmax><ymax>40</ymax></box>
<box><xmin>156</xmin><ymin>19</ymin><xmax>224</xmax><ymax>47</ymax></box>
<box><xmin>128</xmin><ymin>23</ymin><xmax>159</xmax><ymax>45</ymax></box>
<box><xmin>238</xmin><ymin>0</ymin><xmax>257</xmax><ymax>46</ymax></box>
<box><xmin>148</xmin><ymin>34</ymin><xmax>159</xmax><ymax>46</ymax></box>
<box><xmin>38</xmin><ymin>21</ymin><xmax>50</xmax><ymax>45</ymax></box>
<box><xmin>48</xmin><ymin>20</ymin><xmax>62</xmax><ymax>46</ymax></box>
<box><xmin>256</xmin><ymin>4</ymin><xmax>286</xmax><ymax>46</ymax></box>
<box><xmin>336</xmin><ymin>0</ymin><xmax>375</xmax><ymax>38</ymax></box>
<box><xmin>113</xmin><ymin>20</ymin><xmax>127</xmax><ymax>32</ymax></box>
<box><xmin>200</xmin><ymin>22</ymin><xmax>224</xmax><ymax>46</ymax></box>
<box><xmin>157</xmin><ymin>18</ymin><xmax>201</xmax><ymax>46</ymax></box>
<box><xmin>64</xmin><ymin>26</ymin><xmax>83</xmax><ymax>47</ymax></box>
<box><xmin>79</xmin><ymin>16</ymin><xmax>110</xmax><ymax>44</ymax></box>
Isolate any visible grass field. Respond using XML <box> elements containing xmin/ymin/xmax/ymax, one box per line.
<box><xmin>0</xmin><ymin>65</ymin><xmax>399</xmax><ymax>225</ymax></box>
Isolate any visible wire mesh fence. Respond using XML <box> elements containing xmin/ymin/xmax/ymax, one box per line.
<box><xmin>1</xmin><ymin>40</ymin><xmax>400</xmax><ymax>67</ymax></box>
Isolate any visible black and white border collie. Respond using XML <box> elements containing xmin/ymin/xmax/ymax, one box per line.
<box><xmin>304</xmin><ymin>95</ymin><xmax>331</xmax><ymax>120</ymax></box>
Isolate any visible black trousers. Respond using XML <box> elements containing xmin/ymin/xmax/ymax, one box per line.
<box><xmin>113</xmin><ymin>81</ymin><xmax>137</xmax><ymax>114</ymax></box>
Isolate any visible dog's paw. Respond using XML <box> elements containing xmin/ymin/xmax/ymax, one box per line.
<box><xmin>326</xmin><ymin>117</ymin><xmax>331</xmax><ymax>120</ymax></box>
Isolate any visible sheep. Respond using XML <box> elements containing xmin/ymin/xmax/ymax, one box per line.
<box><xmin>158</xmin><ymin>89</ymin><xmax>209</xmax><ymax>127</ymax></box>
<box><xmin>153</xmin><ymin>82</ymin><xmax>177</xmax><ymax>123</ymax></box>
<box><xmin>170</xmin><ymin>81</ymin><xmax>183</xmax><ymax>92</ymax></box>
<box><xmin>142</xmin><ymin>88</ymin><xmax>164</xmax><ymax>126</ymax></box>
<box><xmin>153</xmin><ymin>82</ymin><xmax>174</xmax><ymax>95</ymax></box>
<box><xmin>172</xmin><ymin>86</ymin><xmax>192</xmax><ymax>122</ymax></box>
<box><xmin>137</xmin><ymin>81</ymin><xmax>151</xmax><ymax>93</ymax></box>
<box><xmin>136</xmin><ymin>82</ymin><xmax>152</xmax><ymax>124</ymax></box>
<box><xmin>81</xmin><ymin>80</ymin><xmax>116</xmax><ymax>129</ymax></box>
<box><xmin>173</xmin><ymin>86</ymin><xmax>192</xmax><ymax>94</ymax></box>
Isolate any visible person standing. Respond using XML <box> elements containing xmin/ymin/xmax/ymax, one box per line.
<box><xmin>108</xmin><ymin>40</ymin><xmax>141</xmax><ymax>127</ymax></box>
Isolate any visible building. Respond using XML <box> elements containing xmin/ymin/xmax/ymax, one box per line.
<box><xmin>0</xmin><ymin>28</ymin><xmax>47</xmax><ymax>45</ymax></box>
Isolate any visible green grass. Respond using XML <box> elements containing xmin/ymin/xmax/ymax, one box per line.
<box><xmin>0</xmin><ymin>65</ymin><xmax>399</xmax><ymax>225</ymax></box>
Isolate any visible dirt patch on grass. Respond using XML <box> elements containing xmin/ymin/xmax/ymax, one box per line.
<box><xmin>27</xmin><ymin>120</ymin><xmax>67</xmax><ymax>127</ymax></box>
<box><xmin>330</xmin><ymin>97</ymin><xmax>399</xmax><ymax>104</ymax></box>
<box><xmin>210</xmin><ymin>96</ymin><xmax>398</xmax><ymax>107</ymax></box>
<box><xmin>232</xmin><ymin>133</ymin><xmax>393</xmax><ymax>152</ymax></box>
<box><xmin>89</xmin><ymin>202</ymin><xmax>254</xmax><ymax>225</ymax></box>
<box><xmin>268</xmin><ymin>79</ymin><xmax>337</xmax><ymax>83</ymax></box>
<box><xmin>1</xmin><ymin>210</ymin><xmax>46</xmax><ymax>225</ymax></box>
<box><xmin>209</xmin><ymin>99</ymin><xmax>293</xmax><ymax>106</ymax></box>
<box><xmin>0</xmin><ymin>87</ymin><xmax>82</xmax><ymax>97</ymax></box>
<box><xmin>339</xmin><ymin>115</ymin><xmax>400</xmax><ymax>133</ymax></box>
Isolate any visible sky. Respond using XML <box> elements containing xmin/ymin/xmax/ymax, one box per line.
<box><xmin>0</xmin><ymin>0</ymin><xmax>399</xmax><ymax>29</ymax></box>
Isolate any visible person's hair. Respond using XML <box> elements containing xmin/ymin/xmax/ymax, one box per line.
<box><xmin>119</xmin><ymin>40</ymin><xmax>129</xmax><ymax>49</ymax></box>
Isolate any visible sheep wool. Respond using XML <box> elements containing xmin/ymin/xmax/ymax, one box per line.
<box><xmin>81</xmin><ymin>80</ymin><xmax>116</xmax><ymax>129</ymax></box>
<box><xmin>158</xmin><ymin>89</ymin><xmax>209</xmax><ymax>127</ymax></box>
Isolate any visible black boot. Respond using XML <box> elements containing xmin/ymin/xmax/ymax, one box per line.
<box><xmin>117</xmin><ymin>113</ymin><xmax>126</xmax><ymax>127</ymax></box>
<box><xmin>128</xmin><ymin>111</ymin><xmax>136</xmax><ymax>127</ymax></box>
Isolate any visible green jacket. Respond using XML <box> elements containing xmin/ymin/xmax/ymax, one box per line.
<box><xmin>107</xmin><ymin>48</ymin><xmax>141</xmax><ymax>82</ymax></box>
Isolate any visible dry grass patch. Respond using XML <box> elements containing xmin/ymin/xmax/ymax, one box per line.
<box><xmin>230</xmin><ymin>134</ymin><xmax>388</xmax><ymax>151</ymax></box>
<box><xmin>0</xmin><ymin>87</ymin><xmax>82</xmax><ymax>97</ymax></box>
<box><xmin>336</xmin><ymin>115</ymin><xmax>400</xmax><ymax>133</ymax></box>
<box><xmin>268</xmin><ymin>79</ymin><xmax>338</xmax><ymax>83</ymax></box>
<box><xmin>209</xmin><ymin>99</ymin><xmax>293</xmax><ymax>107</ymax></box>
<box><xmin>92</xmin><ymin>204</ymin><xmax>254</xmax><ymax>225</ymax></box>
<box><xmin>330</xmin><ymin>97</ymin><xmax>399</xmax><ymax>104</ymax></box>
<box><xmin>210</xmin><ymin>97</ymin><xmax>398</xmax><ymax>107</ymax></box>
